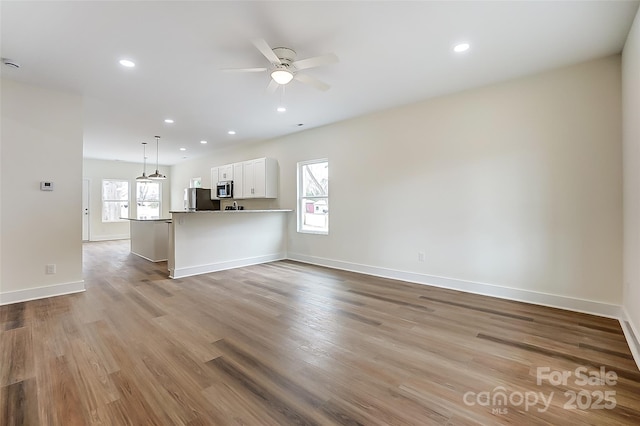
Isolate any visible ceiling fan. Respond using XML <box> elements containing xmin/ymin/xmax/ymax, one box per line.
<box><xmin>222</xmin><ymin>39</ymin><xmax>339</xmax><ymax>92</ymax></box>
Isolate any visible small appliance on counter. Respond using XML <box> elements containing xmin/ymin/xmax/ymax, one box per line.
<box><xmin>216</xmin><ymin>181</ymin><xmax>233</xmax><ymax>198</ymax></box>
<box><xmin>184</xmin><ymin>188</ymin><xmax>221</xmax><ymax>211</ymax></box>
<box><xmin>225</xmin><ymin>201</ymin><xmax>244</xmax><ymax>211</ymax></box>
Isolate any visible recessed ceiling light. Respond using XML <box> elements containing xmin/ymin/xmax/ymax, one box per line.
<box><xmin>454</xmin><ymin>43</ymin><xmax>470</xmax><ymax>53</ymax></box>
<box><xmin>228</xmin><ymin>130</ymin><xmax>236</xmax><ymax>135</ymax></box>
<box><xmin>164</xmin><ymin>119</ymin><xmax>174</xmax><ymax>124</ymax></box>
<box><xmin>277</xmin><ymin>107</ymin><xmax>287</xmax><ymax>113</ymax></box>
<box><xmin>119</xmin><ymin>59</ymin><xmax>135</xmax><ymax>67</ymax></box>
<box><xmin>179</xmin><ymin>147</ymin><xmax>186</xmax><ymax>151</ymax></box>
<box><xmin>200</xmin><ymin>140</ymin><xmax>207</xmax><ymax>144</ymax></box>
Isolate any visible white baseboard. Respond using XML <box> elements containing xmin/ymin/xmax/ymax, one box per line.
<box><xmin>286</xmin><ymin>253</ymin><xmax>623</xmax><ymax>319</ymax></box>
<box><xmin>0</xmin><ymin>280</ymin><xmax>85</xmax><ymax>305</ymax></box>
<box><xmin>170</xmin><ymin>253</ymin><xmax>286</xmax><ymax>279</ymax></box>
<box><xmin>620</xmin><ymin>307</ymin><xmax>640</xmax><ymax>371</ymax></box>
<box><xmin>130</xmin><ymin>252</ymin><xmax>167</xmax><ymax>263</ymax></box>
<box><xmin>89</xmin><ymin>234</ymin><xmax>129</xmax><ymax>242</ymax></box>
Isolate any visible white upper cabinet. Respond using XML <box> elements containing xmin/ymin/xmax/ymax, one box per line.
<box><xmin>218</xmin><ymin>164</ymin><xmax>233</xmax><ymax>181</ymax></box>
<box><xmin>233</xmin><ymin>162</ymin><xmax>244</xmax><ymax>199</ymax></box>
<box><xmin>242</xmin><ymin>158</ymin><xmax>278</xmax><ymax>199</ymax></box>
<box><xmin>210</xmin><ymin>167</ymin><xmax>219</xmax><ymax>199</ymax></box>
<box><xmin>211</xmin><ymin>158</ymin><xmax>278</xmax><ymax>199</ymax></box>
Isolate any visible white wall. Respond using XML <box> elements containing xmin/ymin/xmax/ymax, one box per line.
<box><xmin>172</xmin><ymin>56</ymin><xmax>622</xmax><ymax>313</ymax></box>
<box><xmin>1</xmin><ymin>79</ymin><xmax>84</xmax><ymax>303</ymax></box>
<box><xmin>623</xmin><ymin>8</ymin><xmax>640</xmax><ymax>352</ymax></box>
<box><xmin>83</xmin><ymin>158</ymin><xmax>172</xmax><ymax>241</ymax></box>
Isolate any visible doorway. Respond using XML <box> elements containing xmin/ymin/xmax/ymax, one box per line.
<box><xmin>82</xmin><ymin>178</ymin><xmax>90</xmax><ymax>241</ymax></box>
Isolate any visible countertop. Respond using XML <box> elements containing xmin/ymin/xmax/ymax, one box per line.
<box><xmin>169</xmin><ymin>209</ymin><xmax>292</xmax><ymax>214</ymax></box>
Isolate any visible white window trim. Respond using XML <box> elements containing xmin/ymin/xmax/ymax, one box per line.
<box><xmin>190</xmin><ymin>177</ymin><xmax>202</xmax><ymax>188</ymax></box>
<box><xmin>297</xmin><ymin>158</ymin><xmax>329</xmax><ymax>235</ymax></box>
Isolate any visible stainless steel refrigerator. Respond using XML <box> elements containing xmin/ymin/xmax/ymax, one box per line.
<box><xmin>184</xmin><ymin>188</ymin><xmax>220</xmax><ymax>211</ymax></box>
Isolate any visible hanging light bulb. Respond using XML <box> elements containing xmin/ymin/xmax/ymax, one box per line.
<box><xmin>148</xmin><ymin>136</ymin><xmax>166</xmax><ymax>180</ymax></box>
<box><xmin>136</xmin><ymin>142</ymin><xmax>151</xmax><ymax>182</ymax></box>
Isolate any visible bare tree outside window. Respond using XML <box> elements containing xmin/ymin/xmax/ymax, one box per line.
<box><xmin>137</xmin><ymin>181</ymin><xmax>161</xmax><ymax>219</ymax></box>
<box><xmin>102</xmin><ymin>179</ymin><xmax>129</xmax><ymax>222</ymax></box>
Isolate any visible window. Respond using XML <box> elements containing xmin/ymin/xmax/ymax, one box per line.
<box><xmin>298</xmin><ymin>159</ymin><xmax>328</xmax><ymax>234</ymax></box>
<box><xmin>102</xmin><ymin>179</ymin><xmax>129</xmax><ymax>222</ymax></box>
<box><xmin>136</xmin><ymin>181</ymin><xmax>161</xmax><ymax>219</ymax></box>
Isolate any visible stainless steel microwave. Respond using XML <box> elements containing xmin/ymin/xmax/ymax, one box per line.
<box><xmin>216</xmin><ymin>181</ymin><xmax>233</xmax><ymax>198</ymax></box>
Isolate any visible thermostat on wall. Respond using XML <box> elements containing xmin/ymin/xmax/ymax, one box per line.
<box><xmin>40</xmin><ymin>181</ymin><xmax>54</xmax><ymax>191</ymax></box>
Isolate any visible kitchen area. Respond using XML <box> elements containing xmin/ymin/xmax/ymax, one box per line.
<box><xmin>125</xmin><ymin>157</ymin><xmax>292</xmax><ymax>278</ymax></box>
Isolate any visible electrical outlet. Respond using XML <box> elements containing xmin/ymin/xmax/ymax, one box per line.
<box><xmin>418</xmin><ymin>252</ymin><xmax>425</xmax><ymax>262</ymax></box>
<box><xmin>46</xmin><ymin>264</ymin><xmax>56</xmax><ymax>274</ymax></box>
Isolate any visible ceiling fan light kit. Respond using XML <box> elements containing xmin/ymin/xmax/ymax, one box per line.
<box><xmin>224</xmin><ymin>39</ymin><xmax>338</xmax><ymax>91</ymax></box>
<box><xmin>271</xmin><ymin>68</ymin><xmax>294</xmax><ymax>85</ymax></box>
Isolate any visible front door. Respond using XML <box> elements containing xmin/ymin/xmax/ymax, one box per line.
<box><xmin>82</xmin><ymin>178</ymin><xmax>90</xmax><ymax>241</ymax></box>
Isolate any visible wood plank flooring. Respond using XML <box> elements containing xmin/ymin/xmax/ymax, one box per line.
<box><xmin>1</xmin><ymin>239</ymin><xmax>639</xmax><ymax>425</ymax></box>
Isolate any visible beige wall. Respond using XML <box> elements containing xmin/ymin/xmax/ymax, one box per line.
<box><xmin>623</xmin><ymin>9</ymin><xmax>640</xmax><ymax>340</ymax></box>
<box><xmin>83</xmin><ymin>158</ymin><xmax>172</xmax><ymax>241</ymax></box>
<box><xmin>1</xmin><ymin>79</ymin><xmax>83</xmax><ymax>299</ymax></box>
<box><xmin>172</xmin><ymin>56</ymin><xmax>622</xmax><ymax>308</ymax></box>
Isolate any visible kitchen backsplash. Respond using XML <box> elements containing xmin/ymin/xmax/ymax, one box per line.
<box><xmin>219</xmin><ymin>198</ymin><xmax>280</xmax><ymax>210</ymax></box>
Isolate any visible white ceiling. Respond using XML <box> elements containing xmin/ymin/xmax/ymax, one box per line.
<box><xmin>1</xmin><ymin>1</ymin><xmax>638</xmax><ymax>165</ymax></box>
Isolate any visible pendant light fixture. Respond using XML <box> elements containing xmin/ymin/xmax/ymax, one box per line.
<box><xmin>148</xmin><ymin>135</ymin><xmax>166</xmax><ymax>180</ymax></box>
<box><xmin>136</xmin><ymin>142</ymin><xmax>151</xmax><ymax>182</ymax></box>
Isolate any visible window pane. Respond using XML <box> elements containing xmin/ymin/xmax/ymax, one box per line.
<box><xmin>103</xmin><ymin>201</ymin><xmax>129</xmax><ymax>222</ymax></box>
<box><xmin>102</xmin><ymin>180</ymin><xmax>128</xmax><ymax>201</ymax></box>
<box><xmin>300</xmin><ymin>198</ymin><xmax>328</xmax><ymax>232</ymax></box>
<box><xmin>137</xmin><ymin>182</ymin><xmax>160</xmax><ymax>202</ymax></box>
<box><xmin>137</xmin><ymin>202</ymin><xmax>160</xmax><ymax>219</ymax></box>
<box><xmin>302</xmin><ymin>162</ymin><xmax>328</xmax><ymax>197</ymax></box>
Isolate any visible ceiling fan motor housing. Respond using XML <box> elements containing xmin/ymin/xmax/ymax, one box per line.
<box><xmin>272</xmin><ymin>47</ymin><xmax>296</xmax><ymax>68</ymax></box>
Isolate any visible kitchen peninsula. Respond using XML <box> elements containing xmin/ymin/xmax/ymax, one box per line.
<box><xmin>168</xmin><ymin>209</ymin><xmax>292</xmax><ymax>278</ymax></box>
<box><xmin>123</xmin><ymin>217</ymin><xmax>172</xmax><ymax>262</ymax></box>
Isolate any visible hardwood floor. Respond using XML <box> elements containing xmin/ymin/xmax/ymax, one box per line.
<box><xmin>1</xmin><ymin>240</ymin><xmax>639</xmax><ymax>425</ymax></box>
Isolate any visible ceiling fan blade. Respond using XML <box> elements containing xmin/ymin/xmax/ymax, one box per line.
<box><xmin>266</xmin><ymin>79</ymin><xmax>279</xmax><ymax>94</ymax></box>
<box><xmin>252</xmin><ymin>38</ymin><xmax>282</xmax><ymax>64</ymax></box>
<box><xmin>220</xmin><ymin>67</ymin><xmax>267</xmax><ymax>73</ymax></box>
<box><xmin>292</xmin><ymin>53</ymin><xmax>338</xmax><ymax>71</ymax></box>
<box><xmin>294</xmin><ymin>73</ymin><xmax>330</xmax><ymax>91</ymax></box>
